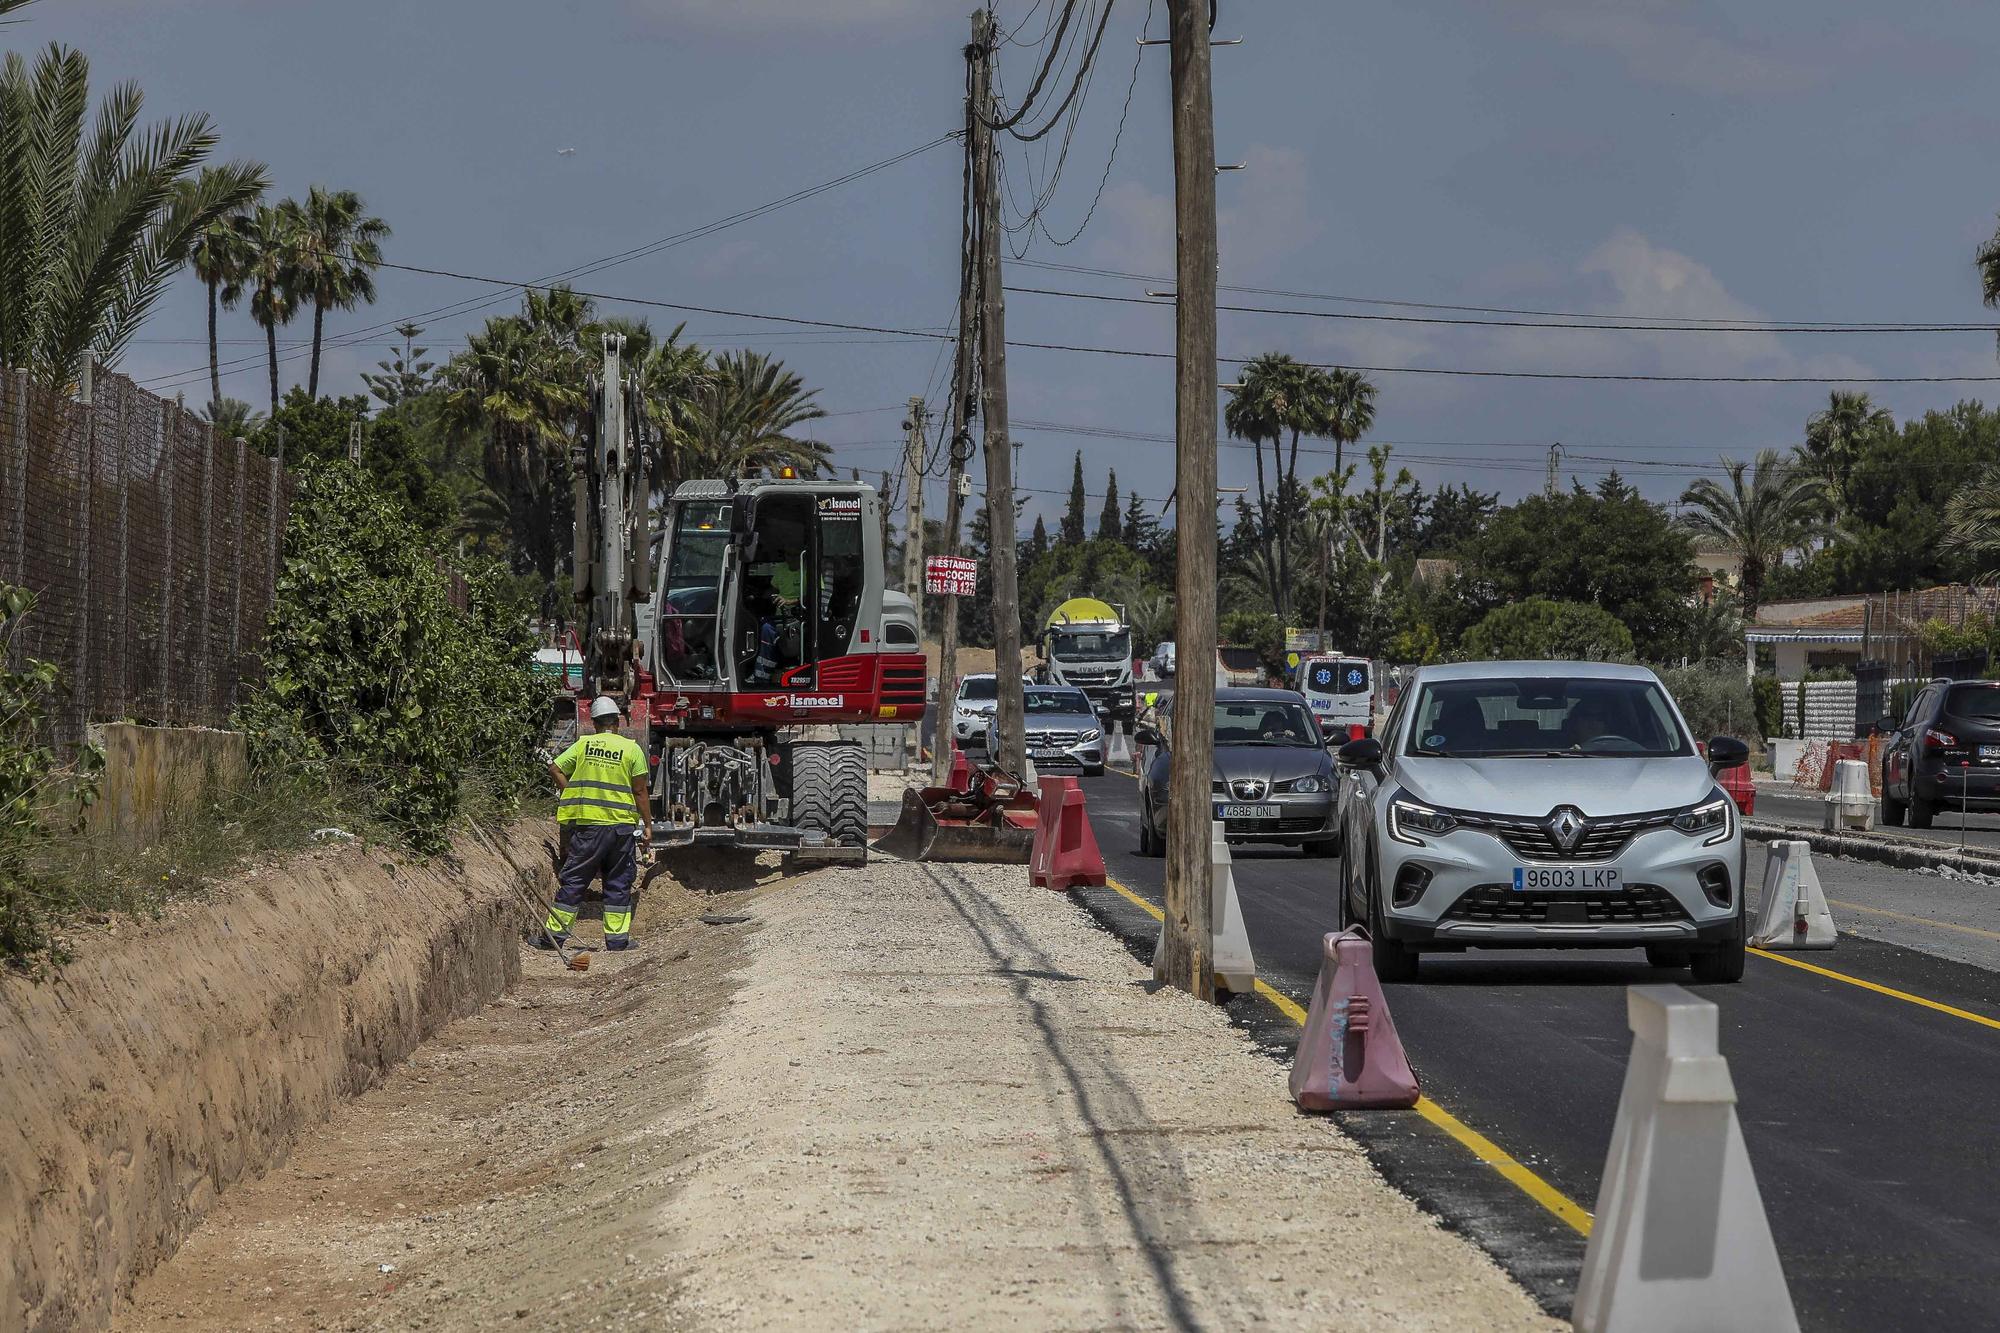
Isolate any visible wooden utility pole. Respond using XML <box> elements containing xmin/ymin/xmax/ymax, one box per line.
<box><xmin>933</xmin><ymin>181</ymin><xmax>980</xmax><ymax>783</ymax></box>
<box><xmin>901</xmin><ymin>396</ymin><xmax>929</xmax><ymax>640</ymax></box>
<box><xmin>1159</xmin><ymin>0</ymin><xmax>1219</xmax><ymax>1001</ymax></box>
<box><xmin>971</xmin><ymin>7</ymin><xmax>1025</xmax><ymax>777</ymax></box>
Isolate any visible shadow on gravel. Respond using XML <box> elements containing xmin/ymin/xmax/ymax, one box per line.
<box><xmin>922</xmin><ymin>863</ymin><xmax>1226</xmax><ymax>1333</ymax></box>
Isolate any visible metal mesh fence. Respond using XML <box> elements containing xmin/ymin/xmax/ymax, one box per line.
<box><xmin>0</xmin><ymin>368</ymin><xmax>290</xmax><ymax>751</ymax></box>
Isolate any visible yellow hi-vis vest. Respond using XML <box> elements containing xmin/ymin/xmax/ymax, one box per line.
<box><xmin>554</xmin><ymin>732</ymin><xmax>648</xmax><ymax>827</ymax></box>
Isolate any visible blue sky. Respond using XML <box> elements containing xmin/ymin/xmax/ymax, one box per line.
<box><xmin>23</xmin><ymin>0</ymin><xmax>2000</xmax><ymax>519</ymax></box>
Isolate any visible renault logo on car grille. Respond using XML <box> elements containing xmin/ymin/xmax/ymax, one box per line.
<box><xmin>1231</xmin><ymin>778</ymin><xmax>1269</xmax><ymax>799</ymax></box>
<box><xmin>1546</xmin><ymin>806</ymin><xmax>1587</xmax><ymax>852</ymax></box>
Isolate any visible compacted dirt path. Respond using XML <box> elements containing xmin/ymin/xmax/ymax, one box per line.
<box><xmin>117</xmin><ymin>847</ymin><xmax>1554</xmax><ymax>1332</ymax></box>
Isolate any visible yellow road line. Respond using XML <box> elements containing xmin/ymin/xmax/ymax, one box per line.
<box><xmin>1826</xmin><ymin>899</ymin><xmax>2000</xmax><ymax>944</ymax></box>
<box><xmin>1750</xmin><ymin>948</ymin><xmax>2000</xmax><ymax>1032</ymax></box>
<box><xmin>1097</xmin><ymin>875</ymin><xmax>1592</xmax><ymax>1236</ymax></box>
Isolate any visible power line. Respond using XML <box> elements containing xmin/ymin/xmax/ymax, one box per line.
<box><xmin>140</xmin><ymin>132</ymin><xmax>962</xmax><ymax>392</ymax></box>
<box><xmin>193</xmin><ymin>254</ymin><xmax>2000</xmax><ymax>386</ymax></box>
<box><xmin>1010</xmin><ymin>255</ymin><xmax>2000</xmax><ymax>330</ymax></box>
<box><xmin>1006</xmin><ymin>283</ymin><xmax>2000</xmax><ymax>336</ymax></box>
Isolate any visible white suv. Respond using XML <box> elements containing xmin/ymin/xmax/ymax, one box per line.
<box><xmin>949</xmin><ymin>673</ymin><xmax>1030</xmax><ymax>751</ymax></box>
<box><xmin>1333</xmin><ymin>661</ymin><xmax>1749</xmax><ymax>983</ymax></box>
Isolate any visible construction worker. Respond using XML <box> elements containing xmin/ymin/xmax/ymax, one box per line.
<box><xmin>544</xmin><ymin>696</ymin><xmax>651</xmax><ymax>952</ymax></box>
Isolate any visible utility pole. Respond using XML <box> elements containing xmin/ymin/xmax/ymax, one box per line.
<box><xmin>1545</xmin><ymin>442</ymin><xmax>1564</xmax><ymax>497</ymax></box>
<box><xmin>901</xmin><ymin>395</ymin><xmax>929</xmax><ymax>639</ymax></box>
<box><xmin>933</xmin><ymin>155</ymin><xmax>980</xmax><ymax>783</ymax></box>
<box><xmin>1159</xmin><ymin>0</ymin><xmax>1219</xmax><ymax>1001</ymax></box>
<box><xmin>971</xmin><ymin>7</ymin><xmax>1025</xmax><ymax>777</ymax></box>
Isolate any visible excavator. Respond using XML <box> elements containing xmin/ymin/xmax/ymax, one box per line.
<box><xmin>568</xmin><ymin>334</ymin><xmax>927</xmax><ymax>866</ymax></box>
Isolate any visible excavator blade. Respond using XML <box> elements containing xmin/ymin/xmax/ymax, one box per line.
<box><xmin>872</xmin><ymin>788</ymin><xmax>1035</xmax><ymax>864</ymax></box>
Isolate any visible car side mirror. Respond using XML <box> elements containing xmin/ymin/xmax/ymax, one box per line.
<box><xmin>1134</xmin><ymin>724</ymin><xmax>1164</xmax><ymax>748</ymax></box>
<box><xmin>1877</xmin><ymin>713</ymin><xmax>1899</xmax><ymax>735</ymax></box>
<box><xmin>1337</xmin><ymin>737</ymin><xmax>1383</xmax><ymax>771</ymax></box>
<box><xmin>1706</xmin><ymin>736</ymin><xmax>1749</xmax><ymax>772</ymax></box>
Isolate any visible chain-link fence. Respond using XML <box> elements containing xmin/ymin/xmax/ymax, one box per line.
<box><xmin>0</xmin><ymin>367</ymin><xmax>289</xmax><ymax>752</ymax></box>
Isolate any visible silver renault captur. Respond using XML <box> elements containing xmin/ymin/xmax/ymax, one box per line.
<box><xmin>1333</xmin><ymin>661</ymin><xmax>1748</xmax><ymax>983</ymax></box>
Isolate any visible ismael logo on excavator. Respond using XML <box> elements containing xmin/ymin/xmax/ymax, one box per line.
<box><xmin>565</xmin><ymin>333</ymin><xmax>928</xmax><ymax>869</ymax></box>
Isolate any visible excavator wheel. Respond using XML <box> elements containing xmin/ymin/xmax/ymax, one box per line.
<box><xmin>786</xmin><ymin>742</ymin><xmax>868</xmax><ymax>870</ymax></box>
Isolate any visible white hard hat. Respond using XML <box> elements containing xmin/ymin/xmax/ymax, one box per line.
<box><xmin>589</xmin><ymin>695</ymin><xmax>623</xmax><ymax>721</ymax></box>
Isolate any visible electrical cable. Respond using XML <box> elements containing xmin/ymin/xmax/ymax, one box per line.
<box><xmin>1004</xmin><ymin>283</ymin><xmax>2000</xmax><ymax>336</ymax></box>
<box><xmin>1009</xmin><ymin>256</ymin><xmax>1996</xmax><ymax>330</ymax></box>
<box><xmin>977</xmin><ymin>0</ymin><xmax>1086</xmax><ymax>131</ymax></box>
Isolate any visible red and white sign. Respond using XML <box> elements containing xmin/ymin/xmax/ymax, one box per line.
<box><xmin>924</xmin><ymin>555</ymin><xmax>978</xmax><ymax>597</ymax></box>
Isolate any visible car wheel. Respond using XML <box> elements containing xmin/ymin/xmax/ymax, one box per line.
<box><xmin>1137</xmin><ymin>791</ymin><xmax>1162</xmax><ymax>857</ymax></box>
<box><xmin>1908</xmin><ymin>790</ymin><xmax>1937</xmax><ymax>829</ymax></box>
<box><xmin>1878</xmin><ymin>767</ymin><xmax>1907</xmax><ymax>826</ymax></box>
<box><xmin>1304</xmin><ymin>834</ymin><xmax>1340</xmax><ymax>859</ymax></box>
<box><xmin>1085</xmin><ymin>764</ymin><xmax>1106</xmax><ymax>778</ymax></box>
<box><xmin>1690</xmin><ymin>917</ymin><xmax>1746</xmax><ymax>984</ymax></box>
<box><xmin>1644</xmin><ymin>945</ymin><xmax>1689</xmax><ymax>970</ymax></box>
<box><xmin>1364</xmin><ymin>840</ymin><xmax>1418</xmax><ymax>982</ymax></box>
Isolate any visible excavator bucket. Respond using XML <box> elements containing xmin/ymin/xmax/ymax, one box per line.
<box><xmin>872</xmin><ymin>786</ymin><xmax>1037</xmax><ymax>864</ymax></box>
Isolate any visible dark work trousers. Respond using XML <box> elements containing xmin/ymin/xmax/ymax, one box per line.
<box><xmin>547</xmin><ymin>824</ymin><xmax>639</xmax><ymax>949</ymax></box>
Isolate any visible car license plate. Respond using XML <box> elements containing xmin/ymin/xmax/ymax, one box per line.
<box><xmin>1032</xmin><ymin>749</ymin><xmax>1066</xmax><ymax>760</ymax></box>
<box><xmin>1980</xmin><ymin>745</ymin><xmax>2000</xmax><ymax>760</ymax></box>
<box><xmin>1217</xmin><ymin>803</ymin><xmax>1279</xmax><ymax>819</ymax></box>
<box><xmin>1513</xmin><ymin>866</ymin><xmax>1622</xmax><ymax>891</ymax></box>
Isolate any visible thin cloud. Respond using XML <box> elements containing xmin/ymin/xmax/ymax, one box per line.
<box><xmin>1520</xmin><ymin>2</ymin><xmax>1826</xmax><ymax>97</ymax></box>
<box><xmin>625</xmin><ymin>0</ymin><xmax>932</xmax><ymax>36</ymax></box>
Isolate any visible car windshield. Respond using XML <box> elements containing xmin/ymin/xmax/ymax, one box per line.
<box><xmin>959</xmin><ymin>677</ymin><xmax>997</xmax><ymax>701</ymax></box>
<box><xmin>1025</xmin><ymin>689</ymin><xmax>1091</xmax><ymax>715</ymax></box>
<box><xmin>1214</xmin><ymin>700</ymin><xmax>1318</xmax><ymax>747</ymax></box>
<box><xmin>1404</xmin><ymin>677</ymin><xmax>1690</xmax><ymax>758</ymax></box>
<box><xmin>1945</xmin><ymin>684</ymin><xmax>2000</xmax><ymax>720</ymax></box>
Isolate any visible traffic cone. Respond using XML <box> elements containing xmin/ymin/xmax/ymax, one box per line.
<box><xmin>1574</xmin><ymin>985</ymin><xmax>1798</xmax><ymax>1333</ymax></box>
<box><xmin>1289</xmin><ymin>927</ymin><xmax>1419</xmax><ymax>1110</ymax></box>
<box><xmin>1152</xmin><ymin>821</ymin><xmax>1256</xmax><ymax>993</ymax></box>
<box><xmin>1748</xmin><ymin>840</ymin><xmax>1836</xmax><ymax>950</ymax></box>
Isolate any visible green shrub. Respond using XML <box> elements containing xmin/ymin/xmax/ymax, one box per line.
<box><xmin>240</xmin><ymin>464</ymin><xmax>554</xmax><ymax>852</ymax></box>
<box><xmin>1751</xmin><ymin>674</ymin><xmax>1783</xmax><ymax>739</ymax></box>
<box><xmin>1458</xmin><ymin>598</ymin><xmax>1635</xmax><ymax>662</ymax></box>
<box><xmin>1658</xmin><ymin>663</ymin><xmax>1756</xmax><ymax>741</ymax></box>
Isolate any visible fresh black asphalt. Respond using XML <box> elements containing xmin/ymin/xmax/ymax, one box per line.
<box><xmin>1072</xmin><ymin>770</ymin><xmax>2000</xmax><ymax>1330</ymax></box>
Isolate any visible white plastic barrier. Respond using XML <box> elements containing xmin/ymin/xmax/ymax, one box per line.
<box><xmin>1152</xmin><ymin>820</ymin><xmax>1257</xmax><ymax>994</ymax></box>
<box><xmin>1749</xmin><ymin>840</ymin><xmax>1837</xmax><ymax>950</ymax></box>
<box><xmin>1108</xmin><ymin>725</ymin><xmax>1134</xmax><ymax>768</ymax></box>
<box><xmin>1573</xmin><ymin>985</ymin><xmax>1799</xmax><ymax>1333</ymax></box>
<box><xmin>1821</xmin><ymin>758</ymin><xmax>1873</xmax><ymax>832</ymax></box>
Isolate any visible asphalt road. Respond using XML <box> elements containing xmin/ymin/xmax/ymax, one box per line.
<box><xmin>1072</xmin><ymin>770</ymin><xmax>2000</xmax><ymax>1329</ymax></box>
<box><xmin>1759</xmin><ymin>784</ymin><xmax>2000</xmax><ymax>855</ymax></box>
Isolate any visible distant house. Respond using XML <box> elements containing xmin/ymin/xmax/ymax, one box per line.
<box><xmin>1692</xmin><ymin>545</ymin><xmax>1742</xmax><ymax>605</ymax></box>
<box><xmin>1745</xmin><ymin>597</ymin><xmax>1867</xmax><ymax>679</ymax></box>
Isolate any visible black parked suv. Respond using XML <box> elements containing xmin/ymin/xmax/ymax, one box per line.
<box><xmin>1880</xmin><ymin>679</ymin><xmax>2000</xmax><ymax>827</ymax></box>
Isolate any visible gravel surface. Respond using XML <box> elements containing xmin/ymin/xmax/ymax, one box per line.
<box><xmin>665</xmin><ymin>858</ymin><xmax>1556</xmax><ymax>1330</ymax></box>
<box><xmin>113</xmin><ymin>847</ymin><xmax>1555</xmax><ymax>1331</ymax></box>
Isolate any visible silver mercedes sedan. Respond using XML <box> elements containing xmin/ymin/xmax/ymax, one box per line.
<box><xmin>1134</xmin><ymin>687</ymin><xmax>1339</xmax><ymax>856</ymax></box>
<box><xmin>1333</xmin><ymin>660</ymin><xmax>1749</xmax><ymax>983</ymax></box>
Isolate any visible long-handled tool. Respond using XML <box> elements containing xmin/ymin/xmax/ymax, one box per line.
<box><xmin>509</xmin><ymin>867</ymin><xmax>592</xmax><ymax>972</ymax></box>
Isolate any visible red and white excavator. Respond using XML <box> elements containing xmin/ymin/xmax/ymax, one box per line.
<box><xmin>569</xmin><ymin>334</ymin><xmax>927</xmax><ymax>866</ymax></box>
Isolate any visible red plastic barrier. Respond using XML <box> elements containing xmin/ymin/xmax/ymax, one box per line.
<box><xmin>1718</xmin><ymin>761</ymin><xmax>1755</xmax><ymax>817</ymax></box>
<box><xmin>947</xmin><ymin>748</ymin><xmax>974</xmax><ymax>794</ymax></box>
<box><xmin>1348</xmin><ymin>724</ymin><xmax>1367</xmax><ymax>742</ymax></box>
<box><xmin>1289</xmin><ymin>928</ymin><xmax>1419</xmax><ymax>1110</ymax></box>
<box><xmin>1029</xmin><ymin>776</ymin><xmax>1107</xmax><ymax>890</ymax></box>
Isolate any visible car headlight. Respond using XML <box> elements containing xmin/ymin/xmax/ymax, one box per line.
<box><xmin>1671</xmin><ymin>794</ymin><xmax>1734</xmax><ymax>845</ymax></box>
<box><xmin>1284</xmin><ymin>775</ymin><xmax>1326</xmax><ymax>794</ymax></box>
<box><xmin>1081</xmin><ymin>727</ymin><xmax>1102</xmax><ymax>742</ymax></box>
<box><xmin>1389</xmin><ymin>796</ymin><xmax>1456</xmax><ymax>845</ymax></box>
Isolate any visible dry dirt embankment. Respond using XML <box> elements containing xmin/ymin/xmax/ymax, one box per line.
<box><xmin>1</xmin><ymin>822</ymin><xmax>551</xmax><ymax>1331</ymax></box>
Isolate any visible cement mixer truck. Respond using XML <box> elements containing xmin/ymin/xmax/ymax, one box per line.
<box><xmin>1036</xmin><ymin>597</ymin><xmax>1134</xmax><ymax>725</ymax></box>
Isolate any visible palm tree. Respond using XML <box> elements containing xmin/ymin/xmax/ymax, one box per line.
<box><xmin>683</xmin><ymin>349</ymin><xmax>829</xmax><ymax>480</ymax></box>
<box><xmin>200</xmin><ymin>395</ymin><xmax>262</xmax><ymax>440</ymax></box>
<box><xmin>0</xmin><ymin>45</ymin><xmax>266</xmax><ymax>383</ymax></box>
<box><xmin>636</xmin><ymin>324</ymin><xmax>712</xmax><ymax>496</ymax></box>
<box><xmin>1223</xmin><ymin>353</ymin><xmax>1339</xmax><ymax>623</ymax></box>
<box><xmin>1943</xmin><ymin>464</ymin><xmax>2000</xmax><ymax>573</ymax></box>
<box><xmin>284</xmin><ymin>186</ymin><xmax>390</xmax><ymax>397</ymax></box>
<box><xmin>240</xmin><ymin>203</ymin><xmax>299</xmax><ymax>418</ymax></box>
<box><xmin>1678</xmin><ymin>449</ymin><xmax>1828</xmax><ymax>620</ymax></box>
<box><xmin>1324</xmin><ymin>367</ymin><xmax>1378</xmax><ymax>479</ymax></box>
<box><xmin>1798</xmin><ymin>391</ymin><xmax>1892</xmax><ymax>521</ymax></box>
<box><xmin>183</xmin><ymin>172</ymin><xmax>259</xmax><ymax>412</ymax></box>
